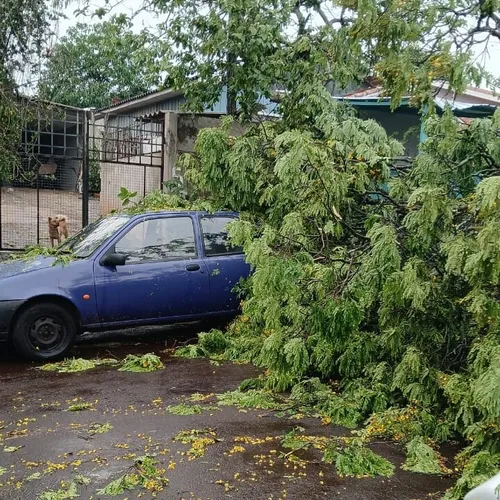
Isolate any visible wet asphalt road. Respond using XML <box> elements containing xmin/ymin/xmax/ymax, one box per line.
<box><xmin>0</xmin><ymin>325</ymin><xmax>456</xmax><ymax>499</ymax></box>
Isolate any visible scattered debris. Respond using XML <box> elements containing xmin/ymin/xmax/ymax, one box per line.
<box><xmin>323</xmin><ymin>439</ymin><xmax>395</xmax><ymax>478</ymax></box>
<box><xmin>39</xmin><ymin>480</ymin><xmax>79</xmax><ymax>500</ymax></box>
<box><xmin>166</xmin><ymin>404</ymin><xmax>203</xmax><ymax>416</ymax></box>
<box><xmin>67</xmin><ymin>402</ymin><xmax>94</xmax><ymax>412</ymax></box>
<box><xmin>173</xmin><ymin>428</ymin><xmax>218</xmax><ymax>460</ymax></box>
<box><xmin>217</xmin><ymin>389</ymin><xmax>285</xmax><ymax>410</ymax></box>
<box><xmin>88</xmin><ymin>422</ymin><xmax>113</xmax><ymax>436</ymax></box>
<box><xmin>38</xmin><ymin>358</ymin><xmax>119</xmax><ymax>373</ymax></box>
<box><xmin>96</xmin><ymin>455</ymin><xmax>168</xmax><ymax>496</ymax></box>
<box><xmin>118</xmin><ymin>353</ymin><xmax>164</xmax><ymax>372</ymax></box>
<box><xmin>3</xmin><ymin>446</ymin><xmax>23</xmax><ymax>453</ymax></box>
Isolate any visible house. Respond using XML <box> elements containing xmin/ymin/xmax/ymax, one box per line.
<box><xmin>92</xmin><ymin>83</ymin><xmax>499</xmax><ymax>215</ymax></box>
<box><xmin>332</xmin><ymin>80</ymin><xmax>500</xmax><ymax>156</ymax></box>
<box><xmin>92</xmin><ymin>88</ymin><xmax>277</xmax><ymax>214</ymax></box>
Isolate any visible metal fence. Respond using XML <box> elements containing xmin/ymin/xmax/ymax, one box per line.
<box><xmin>0</xmin><ymin>107</ymin><xmax>165</xmax><ymax>251</ymax></box>
<box><xmin>0</xmin><ymin>105</ymin><xmax>92</xmax><ymax>250</ymax></box>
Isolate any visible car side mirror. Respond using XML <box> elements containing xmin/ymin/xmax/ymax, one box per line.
<box><xmin>101</xmin><ymin>253</ymin><xmax>127</xmax><ymax>267</ymax></box>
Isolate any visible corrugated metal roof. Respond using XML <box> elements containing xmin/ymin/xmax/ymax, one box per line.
<box><xmin>433</xmin><ymin>97</ymin><xmax>497</xmax><ymax>116</ymax></box>
<box><xmin>97</xmin><ymin>89</ymin><xmax>163</xmax><ymax>111</ymax></box>
<box><xmin>344</xmin><ymin>86</ymin><xmax>384</xmax><ymax>98</ymax></box>
<box><xmin>333</xmin><ymin>94</ymin><xmax>497</xmax><ymax>117</ymax></box>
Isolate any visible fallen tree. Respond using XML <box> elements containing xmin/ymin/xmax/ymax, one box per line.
<box><xmin>134</xmin><ymin>87</ymin><xmax>500</xmax><ymax>497</ymax></box>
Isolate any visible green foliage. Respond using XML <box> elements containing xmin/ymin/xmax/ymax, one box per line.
<box><xmin>402</xmin><ymin>437</ymin><xmax>446</xmax><ymax>474</ymax></box>
<box><xmin>10</xmin><ymin>245</ymin><xmax>75</xmax><ymax>267</ymax></box>
<box><xmin>38</xmin><ymin>15</ymin><xmax>162</xmax><ymax>109</ymax></box>
<box><xmin>281</xmin><ymin>427</ymin><xmax>312</xmax><ymax>452</ymax></box>
<box><xmin>175</xmin><ymin>329</ymin><xmax>231</xmax><ymax>359</ymax></box>
<box><xmin>118</xmin><ymin>187</ymin><xmax>138</xmax><ymax>207</ymax></box>
<box><xmin>102</xmin><ymin>0</ymin><xmax>500</xmax><ymax>492</ymax></box>
<box><xmin>39</xmin><ymin>357</ymin><xmax>119</xmax><ymax>373</ymax></box>
<box><xmin>148</xmin><ymin>92</ymin><xmax>500</xmax><ymax>497</ymax></box>
<box><xmin>39</xmin><ymin>481</ymin><xmax>79</xmax><ymax>500</ymax></box>
<box><xmin>88</xmin><ymin>422</ymin><xmax>113</xmax><ymax>436</ymax></box>
<box><xmin>166</xmin><ymin>404</ymin><xmax>203</xmax><ymax>415</ymax></box>
<box><xmin>199</xmin><ymin>329</ymin><xmax>230</xmax><ymax>355</ymax></box>
<box><xmin>67</xmin><ymin>402</ymin><xmax>93</xmax><ymax>411</ymax></box>
<box><xmin>0</xmin><ymin>0</ymin><xmax>63</xmax><ymax>180</ymax></box>
<box><xmin>443</xmin><ymin>450</ymin><xmax>500</xmax><ymax>500</ymax></box>
<box><xmin>217</xmin><ymin>389</ymin><xmax>284</xmax><ymax>410</ymax></box>
<box><xmin>323</xmin><ymin>440</ymin><xmax>395</xmax><ymax>478</ymax></box>
<box><xmin>74</xmin><ymin>475</ymin><xmax>91</xmax><ymax>486</ymax></box>
<box><xmin>173</xmin><ymin>428</ymin><xmax>217</xmax><ymax>459</ymax></box>
<box><xmin>118</xmin><ymin>354</ymin><xmax>164</xmax><ymax>372</ymax></box>
<box><xmin>96</xmin><ymin>455</ymin><xmax>168</xmax><ymax>495</ymax></box>
<box><xmin>97</xmin><ymin>474</ymin><xmax>139</xmax><ymax>496</ymax></box>
<box><xmin>153</xmin><ymin>0</ymin><xmax>488</xmax><ymax>118</ymax></box>
<box><xmin>174</xmin><ymin>344</ymin><xmax>203</xmax><ymax>359</ymax></box>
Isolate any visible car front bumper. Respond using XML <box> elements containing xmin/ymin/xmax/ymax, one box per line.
<box><xmin>0</xmin><ymin>300</ymin><xmax>24</xmax><ymax>341</ymax></box>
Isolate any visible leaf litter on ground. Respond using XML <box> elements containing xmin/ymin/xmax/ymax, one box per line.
<box><xmin>173</xmin><ymin>428</ymin><xmax>218</xmax><ymax>459</ymax></box>
<box><xmin>66</xmin><ymin>402</ymin><xmax>94</xmax><ymax>411</ymax></box>
<box><xmin>118</xmin><ymin>353</ymin><xmax>164</xmax><ymax>372</ymax></box>
<box><xmin>38</xmin><ymin>357</ymin><xmax>119</xmax><ymax>373</ymax></box>
<box><xmin>96</xmin><ymin>455</ymin><xmax>168</xmax><ymax>496</ymax></box>
<box><xmin>3</xmin><ymin>445</ymin><xmax>23</xmax><ymax>453</ymax></box>
<box><xmin>37</xmin><ymin>353</ymin><xmax>164</xmax><ymax>374</ymax></box>
<box><xmin>166</xmin><ymin>402</ymin><xmax>219</xmax><ymax>415</ymax></box>
<box><xmin>87</xmin><ymin>422</ymin><xmax>113</xmax><ymax>436</ymax></box>
<box><xmin>39</xmin><ymin>481</ymin><xmax>79</xmax><ymax>500</ymax></box>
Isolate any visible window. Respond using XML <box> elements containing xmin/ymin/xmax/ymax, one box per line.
<box><xmin>60</xmin><ymin>215</ymin><xmax>131</xmax><ymax>258</ymax></box>
<box><xmin>200</xmin><ymin>216</ymin><xmax>243</xmax><ymax>256</ymax></box>
<box><xmin>115</xmin><ymin>217</ymin><xmax>196</xmax><ymax>263</ymax></box>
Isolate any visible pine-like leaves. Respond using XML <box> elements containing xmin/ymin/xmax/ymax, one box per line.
<box><xmin>152</xmin><ymin>87</ymin><xmax>500</xmax><ymax>498</ymax></box>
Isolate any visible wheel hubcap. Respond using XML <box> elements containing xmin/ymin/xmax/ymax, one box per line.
<box><xmin>29</xmin><ymin>317</ymin><xmax>63</xmax><ymax>349</ymax></box>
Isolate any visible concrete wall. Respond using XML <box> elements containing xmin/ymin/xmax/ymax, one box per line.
<box><xmin>100</xmin><ymin>156</ymin><xmax>162</xmax><ymax>215</ymax></box>
<box><xmin>165</xmin><ymin>113</ymin><xmax>247</xmax><ymax>181</ymax></box>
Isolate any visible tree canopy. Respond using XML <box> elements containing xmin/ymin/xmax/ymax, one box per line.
<box><xmin>0</xmin><ymin>0</ymin><xmax>64</xmax><ymax>179</ymax></box>
<box><xmin>38</xmin><ymin>14</ymin><xmax>162</xmax><ymax>109</ymax></box>
<box><xmin>111</xmin><ymin>0</ymin><xmax>500</xmax><ymax>497</ymax></box>
<box><xmin>152</xmin><ymin>0</ymin><xmax>497</xmax><ymax>116</ymax></box>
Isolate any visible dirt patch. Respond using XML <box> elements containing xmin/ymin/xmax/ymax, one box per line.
<box><xmin>0</xmin><ymin>187</ymin><xmax>100</xmax><ymax>249</ymax></box>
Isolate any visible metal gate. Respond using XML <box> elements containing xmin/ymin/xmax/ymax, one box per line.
<box><xmin>0</xmin><ymin>107</ymin><xmax>165</xmax><ymax>251</ymax></box>
<box><xmin>89</xmin><ymin>113</ymin><xmax>164</xmax><ymax>215</ymax></box>
<box><xmin>0</xmin><ymin>104</ymin><xmax>90</xmax><ymax>251</ymax></box>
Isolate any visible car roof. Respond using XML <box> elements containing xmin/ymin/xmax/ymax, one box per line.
<box><xmin>128</xmin><ymin>210</ymin><xmax>239</xmax><ymax>220</ymax></box>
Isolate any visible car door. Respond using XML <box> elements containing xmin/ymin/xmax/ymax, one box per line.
<box><xmin>199</xmin><ymin>215</ymin><xmax>251</xmax><ymax>313</ymax></box>
<box><xmin>93</xmin><ymin>214</ymin><xmax>210</xmax><ymax>326</ymax></box>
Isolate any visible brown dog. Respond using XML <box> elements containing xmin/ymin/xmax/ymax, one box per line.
<box><xmin>48</xmin><ymin>217</ymin><xmax>60</xmax><ymax>247</ymax></box>
<box><xmin>54</xmin><ymin>214</ymin><xmax>69</xmax><ymax>241</ymax></box>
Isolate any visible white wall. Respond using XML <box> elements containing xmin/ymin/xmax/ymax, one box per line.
<box><xmin>100</xmin><ymin>156</ymin><xmax>162</xmax><ymax>215</ymax></box>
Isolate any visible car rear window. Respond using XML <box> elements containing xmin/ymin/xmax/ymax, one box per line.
<box><xmin>200</xmin><ymin>216</ymin><xmax>243</xmax><ymax>256</ymax></box>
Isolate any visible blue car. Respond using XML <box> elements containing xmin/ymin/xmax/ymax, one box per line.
<box><xmin>0</xmin><ymin>211</ymin><xmax>250</xmax><ymax>360</ymax></box>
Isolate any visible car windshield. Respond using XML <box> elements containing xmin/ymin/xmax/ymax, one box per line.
<box><xmin>59</xmin><ymin>215</ymin><xmax>131</xmax><ymax>258</ymax></box>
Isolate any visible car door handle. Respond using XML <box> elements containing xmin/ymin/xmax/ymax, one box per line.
<box><xmin>186</xmin><ymin>264</ymin><xmax>201</xmax><ymax>272</ymax></box>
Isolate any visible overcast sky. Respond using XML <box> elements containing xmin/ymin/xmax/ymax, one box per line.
<box><xmin>58</xmin><ymin>1</ymin><xmax>500</xmax><ymax>83</ymax></box>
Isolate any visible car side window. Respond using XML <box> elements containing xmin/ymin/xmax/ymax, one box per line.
<box><xmin>200</xmin><ymin>216</ymin><xmax>243</xmax><ymax>256</ymax></box>
<box><xmin>115</xmin><ymin>217</ymin><xmax>197</xmax><ymax>264</ymax></box>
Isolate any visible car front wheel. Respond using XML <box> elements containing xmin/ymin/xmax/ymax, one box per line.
<box><xmin>12</xmin><ymin>303</ymin><xmax>77</xmax><ymax>361</ymax></box>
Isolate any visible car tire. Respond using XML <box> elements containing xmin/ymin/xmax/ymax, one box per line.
<box><xmin>12</xmin><ymin>302</ymin><xmax>77</xmax><ymax>361</ymax></box>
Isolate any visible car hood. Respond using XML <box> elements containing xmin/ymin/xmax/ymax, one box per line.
<box><xmin>0</xmin><ymin>256</ymin><xmax>57</xmax><ymax>279</ymax></box>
